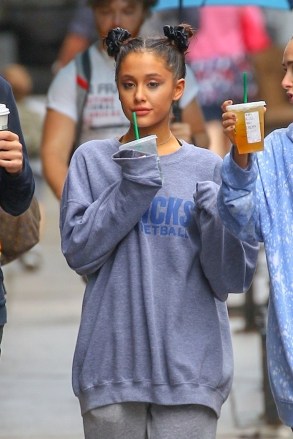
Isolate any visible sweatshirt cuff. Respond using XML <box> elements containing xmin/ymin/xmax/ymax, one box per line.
<box><xmin>222</xmin><ymin>148</ymin><xmax>258</xmax><ymax>189</ymax></box>
<box><xmin>112</xmin><ymin>150</ymin><xmax>162</xmax><ymax>185</ymax></box>
<box><xmin>195</xmin><ymin>181</ymin><xmax>219</xmax><ymax>217</ymax></box>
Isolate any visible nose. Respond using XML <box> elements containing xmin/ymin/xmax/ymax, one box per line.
<box><xmin>134</xmin><ymin>85</ymin><xmax>146</xmax><ymax>102</ymax></box>
<box><xmin>282</xmin><ymin>70</ymin><xmax>293</xmax><ymax>90</ymax></box>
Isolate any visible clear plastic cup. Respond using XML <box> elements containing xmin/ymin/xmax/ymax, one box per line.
<box><xmin>119</xmin><ymin>135</ymin><xmax>158</xmax><ymax>155</ymax></box>
<box><xmin>0</xmin><ymin>104</ymin><xmax>9</xmax><ymax>130</ymax></box>
<box><xmin>226</xmin><ymin>101</ymin><xmax>266</xmax><ymax>154</ymax></box>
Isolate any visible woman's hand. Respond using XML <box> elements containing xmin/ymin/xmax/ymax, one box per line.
<box><xmin>221</xmin><ymin>100</ymin><xmax>249</xmax><ymax>168</ymax></box>
<box><xmin>221</xmin><ymin>100</ymin><xmax>237</xmax><ymax>145</ymax></box>
<box><xmin>0</xmin><ymin>131</ymin><xmax>23</xmax><ymax>174</ymax></box>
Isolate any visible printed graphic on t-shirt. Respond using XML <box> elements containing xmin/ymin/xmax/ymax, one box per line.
<box><xmin>83</xmin><ymin>84</ymin><xmax>128</xmax><ymax>129</ymax></box>
<box><xmin>140</xmin><ymin>196</ymin><xmax>194</xmax><ymax>239</ymax></box>
<box><xmin>81</xmin><ymin>83</ymin><xmax>129</xmax><ymax>143</ymax></box>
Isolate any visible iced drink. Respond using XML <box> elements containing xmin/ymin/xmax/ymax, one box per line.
<box><xmin>227</xmin><ymin>101</ymin><xmax>266</xmax><ymax>154</ymax></box>
<box><xmin>0</xmin><ymin>104</ymin><xmax>10</xmax><ymax>130</ymax></box>
<box><xmin>119</xmin><ymin>135</ymin><xmax>158</xmax><ymax>155</ymax></box>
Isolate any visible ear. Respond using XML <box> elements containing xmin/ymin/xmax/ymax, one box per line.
<box><xmin>173</xmin><ymin>78</ymin><xmax>185</xmax><ymax>102</ymax></box>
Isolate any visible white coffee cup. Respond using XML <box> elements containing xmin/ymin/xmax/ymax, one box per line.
<box><xmin>0</xmin><ymin>104</ymin><xmax>10</xmax><ymax>130</ymax></box>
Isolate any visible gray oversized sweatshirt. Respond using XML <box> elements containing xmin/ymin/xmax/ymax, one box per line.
<box><xmin>60</xmin><ymin>138</ymin><xmax>258</xmax><ymax>417</ymax></box>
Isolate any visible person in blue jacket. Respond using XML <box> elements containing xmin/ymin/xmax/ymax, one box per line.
<box><xmin>60</xmin><ymin>24</ymin><xmax>258</xmax><ymax>439</ymax></box>
<box><xmin>218</xmin><ymin>36</ymin><xmax>293</xmax><ymax>429</ymax></box>
<box><xmin>0</xmin><ymin>75</ymin><xmax>35</xmax><ymax>354</ymax></box>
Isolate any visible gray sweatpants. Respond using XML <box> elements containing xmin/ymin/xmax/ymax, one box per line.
<box><xmin>83</xmin><ymin>402</ymin><xmax>217</xmax><ymax>439</ymax></box>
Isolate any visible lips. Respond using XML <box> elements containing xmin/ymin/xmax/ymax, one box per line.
<box><xmin>133</xmin><ymin>108</ymin><xmax>151</xmax><ymax>116</ymax></box>
<box><xmin>287</xmin><ymin>93</ymin><xmax>293</xmax><ymax>103</ymax></box>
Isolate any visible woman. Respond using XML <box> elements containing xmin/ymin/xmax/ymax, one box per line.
<box><xmin>60</xmin><ymin>24</ymin><xmax>258</xmax><ymax>438</ymax></box>
<box><xmin>218</xmin><ymin>36</ymin><xmax>293</xmax><ymax>429</ymax></box>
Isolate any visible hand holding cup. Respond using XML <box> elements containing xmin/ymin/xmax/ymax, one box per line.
<box><xmin>0</xmin><ymin>104</ymin><xmax>23</xmax><ymax>174</ymax></box>
<box><xmin>0</xmin><ymin>130</ymin><xmax>23</xmax><ymax>174</ymax></box>
<box><xmin>221</xmin><ymin>100</ymin><xmax>237</xmax><ymax>146</ymax></box>
<box><xmin>221</xmin><ymin>99</ymin><xmax>266</xmax><ymax>169</ymax></box>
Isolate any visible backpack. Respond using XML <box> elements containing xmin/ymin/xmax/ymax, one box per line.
<box><xmin>70</xmin><ymin>47</ymin><xmax>91</xmax><ymax>160</ymax></box>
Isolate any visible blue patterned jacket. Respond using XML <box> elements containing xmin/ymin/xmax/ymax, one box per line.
<box><xmin>218</xmin><ymin>125</ymin><xmax>293</xmax><ymax>427</ymax></box>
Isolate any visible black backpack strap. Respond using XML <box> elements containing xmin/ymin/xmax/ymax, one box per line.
<box><xmin>75</xmin><ymin>48</ymin><xmax>91</xmax><ymax>117</ymax></box>
<box><xmin>70</xmin><ymin>48</ymin><xmax>91</xmax><ymax>161</ymax></box>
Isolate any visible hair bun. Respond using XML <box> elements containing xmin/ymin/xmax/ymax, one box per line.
<box><xmin>163</xmin><ymin>25</ymin><xmax>190</xmax><ymax>52</ymax></box>
<box><xmin>105</xmin><ymin>27</ymin><xmax>131</xmax><ymax>57</ymax></box>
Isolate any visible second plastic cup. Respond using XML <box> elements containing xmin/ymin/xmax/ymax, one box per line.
<box><xmin>0</xmin><ymin>104</ymin><xmax>10</xmax><ymax>130</ymax></box>
<box><xmin>227</xmin><ymin>101</ymin><xmax>266</xmax><ymax>154</ymax></box>
<box><xmin>119</xmin><ymin>135</ymin><xmax>158</xmax><ymax>155</ymax></box>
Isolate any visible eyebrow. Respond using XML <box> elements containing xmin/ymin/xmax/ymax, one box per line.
<box><xmin>120</xmin><ymin>73</ymin><xmax>164</xmax><ymax>80</ymax></box>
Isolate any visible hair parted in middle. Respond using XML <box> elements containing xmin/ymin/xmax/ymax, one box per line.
<box><xmin>105</xmin><ymin>24</ymin><xmax>195</xmax><ymax>82</ymax></box>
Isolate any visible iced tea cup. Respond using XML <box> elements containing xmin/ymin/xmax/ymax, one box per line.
<box><xmin>226</xmin><ymin>101</ymin><xmax>266</xmax><ymax>154</ymax></box>
<box><xmin>119</xmin><ymin>135</ymin><xmax>158</xmax><ymax>155</ymax></box>
<box><xmin>0</xmin><ymin>104</ymin><xmax>10</xmax><ymax>130</ymax></box>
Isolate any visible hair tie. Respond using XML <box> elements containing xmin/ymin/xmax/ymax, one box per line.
<box><xmin>105</xmin><ymin>27</ymin><xmax>131</xmax><ymax>57</ymax></box>
<box><xmin>163</xmin><ymin>25</ymin><xmax>189</xmax><ymax>52</ymax></box>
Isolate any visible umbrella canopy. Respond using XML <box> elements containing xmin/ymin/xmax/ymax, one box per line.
<box><xmin>154</xmin><ymin>0</ymin><xmax>293</xmax><ymax>10</ymax></box>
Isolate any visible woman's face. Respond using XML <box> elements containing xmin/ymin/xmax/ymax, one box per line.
<box><xmin>117</xmin><ymin>51</ymin><xmax>184</xmax><ymax>134</ymax></box>
<box><xmin>93</xmin><ymin>0</ymin><xmax>146</xmax><ymax>40</ymax></box>
<box><xmin>282</xmin><ymin>39</ymin><xmax>293</xmax><ymax>104</ymax></box>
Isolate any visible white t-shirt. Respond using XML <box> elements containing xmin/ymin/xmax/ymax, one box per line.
<box><xmin>47</xmin><ymin>44</ymin><xmax>199</xmax><ymax>144</ymax></box>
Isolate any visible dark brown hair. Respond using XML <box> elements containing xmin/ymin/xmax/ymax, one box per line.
<box><xmin>88</xmin><ymin>0</ymin><xmax>158</xmax><ymax>8</ymax></box>
<box><xmin>105</xmin><ymin>24</ymin><xmax>195</xmax><ymax>81</ymax></box>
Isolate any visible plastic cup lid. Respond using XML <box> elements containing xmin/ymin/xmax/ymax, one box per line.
<box><xmin>226</xmin><ymin>101</ymin><xmax>266</xmax><ymax>111</ymax></box>
<box><xmin>0</xmin><ymin>104</ymin><xmax>10</xmax><ymax>115</ymax></box>
<box><xmin>121</xmin><ymin>135</ymin><xmax>157</xmax><ymax>148</ymax></box>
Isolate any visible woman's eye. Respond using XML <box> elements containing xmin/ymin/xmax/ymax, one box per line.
<box><xmin>148</xmin><ymin>81</ymin><xmax>159</xmax><ymax>89</ymax></box>
<box><xmin>122</xmin><ymin>82</ymin><xmax>134</xmax><ymax>89</ymax></box>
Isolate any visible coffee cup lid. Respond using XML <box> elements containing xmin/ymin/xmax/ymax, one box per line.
<box><xmin>0</xmin><ymin>104</ymin><xmax>10</xmax><ymax>115</ymax></box>
<box><xmin>226</xmin><ymin>101</ymin><xmax>266</xmax><ymax>111</ymax></box>
<box><xmin>119</xmin><ymin>134</ymin><xmax>157</xmax><ymax>150</ymax></box>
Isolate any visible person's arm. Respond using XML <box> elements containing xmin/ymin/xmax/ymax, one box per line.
<box><xmin>180</xmin><ymin>98</ymin><xmax>210</xmax><ymax>148</ymax></box>
<box><xmin>173</xmin><ymin>64</ymin><xmax>209</xmax><ymax>148</ymax></box>
<box><xmin>52</xmin><ymin>34</ymin><xmax>90</xmax><ymax>74</ymax></box>
<box><xmin>41</xmin><ymin>109</ymin><xmax>76</xmax><ymax>200</ymax></box>
<box><xmin>60</xmin><ymin>146</ymin><xmax>162</xmax><ymax>276</ymax></box>
<box><xmin>217</xmin><ymin>149</ymin><xmax>263</xmax><ymax>244</ymax></box>
<box><xmin>170</xmin><ymin>99</ymin><xmax>210</xmax><ymax>148</ymax></box>
<box><xmin>194</xmin><ymin>163</ymin><xmax>259</xmax><ymax>301</ymax></box>
<box><xmin>221</xmin><ymin>99</ymin><xmax>249</xmax><ymax>168</ymax></box>
<box><xmin>0</xmin><ymin>78</ymin><xmax>34</xmax><ymax>214</ymax></box>
<box><xmin>218</xmin><ymin>99</ymin><xmax>264</xmax><ymax>242</ymax></box>
<box><xmin>41</xmin><ymin>60</ymin><xmax>78</xmax><ymax>200</ymax></box>
<box><xmin>52</xmin><ymin>0</ymin><xmax>96</xmax><ymax>73</ymax></box>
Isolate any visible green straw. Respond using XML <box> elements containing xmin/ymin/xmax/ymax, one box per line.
<box><xmin>243</xmin><ymin>71</ymin><xmax>248</xmax><ymax>103</ymax></box>
<box><xmin>132</xmin><ymin>112</ymin><xmax>140</xmax><ymax>140</ymax></box>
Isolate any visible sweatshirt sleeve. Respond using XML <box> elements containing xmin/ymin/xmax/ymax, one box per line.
<box><xmin>0</xmin><ymin>78</ymin><xmax>34</xmax><ymax>215</ymax></box>
<box><xmin>194</xmin><ymin>164</ymin><xmax>259</xmax><ymax>301</ymax></box>
<box><xmin>217</xmin><ymin>149</ymin><xmax>263</xmax><ymax>243</ymax></box>
<box><xmin>60</xmin><ymin>149</ymin><xmax>162</xmax><ymax>276</ymax></box>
